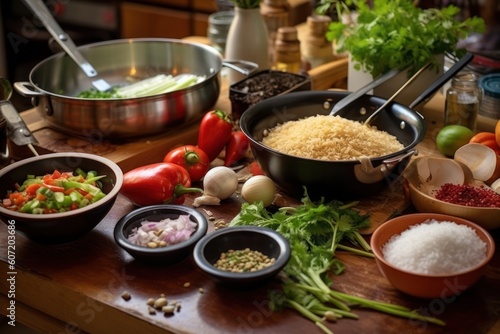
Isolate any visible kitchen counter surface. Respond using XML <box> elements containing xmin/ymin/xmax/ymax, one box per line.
<box><xmin>1</xmin><ymin>76</ymin><xmax>500</xmax><ymax>334</ymax></box>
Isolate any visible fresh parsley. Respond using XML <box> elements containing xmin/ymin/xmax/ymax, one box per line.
<box><xmin>324</xmin><ymin>0</ymin><xmax>485</xmax><ymax>77</ymax></box>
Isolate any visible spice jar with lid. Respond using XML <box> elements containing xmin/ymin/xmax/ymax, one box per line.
<box><xmin>273</xmin><ymin>26</ymin><xmax>302</xmax><ymax>74</ymax></box>
<box><xmin>302</xmin><ymin>15</ymin><xmax>335</xmax><ymax>68</ymax></box>
<box><xmin>477</xmin><ymin>73</ymin><xmax>500</xmax><ymax>132</ymax></box>
<box><xmin>444</xmin><ymin>72</ymin><xmax>482</xmax><ymax>131</ymax></box>
<box><xmin>261</xmin><ymin>0</ymin><xmax>290</xmax><ymax>64</ymax></box>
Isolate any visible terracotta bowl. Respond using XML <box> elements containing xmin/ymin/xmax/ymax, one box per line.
<box><xmin>371</xmin><ymin>213</ymin><xmax>495</xmax><ymax>299</ymax></box>
<box><xmin>193</xmin><ymin>226</ymin><xmax>290</xmax><ymax>288</ymax></box>
<box><xmin>0</xmin><ymin>152</ymin><xmax>123</xmax><ymax>244</ymax></box>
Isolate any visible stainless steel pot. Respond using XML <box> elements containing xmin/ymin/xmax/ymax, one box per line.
<box><xmin>15</xmin><ymin>38</ymin><xmax>255</xmax><ymax>139</ymax></box>
<box><xmin>240</xmin><ymin>91</ymin><xmax>426</xmax><ymax>200</ymax></box>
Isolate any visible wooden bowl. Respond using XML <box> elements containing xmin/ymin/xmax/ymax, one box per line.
<box><xmin>371</xmin><ymin>213</ymin><xmax>495</xmax><ymax>299</ymax></box>
<box><xmin>405</xmin><ymin>157</ymin><xmax>500</xmax><ymax>230</ymax></box>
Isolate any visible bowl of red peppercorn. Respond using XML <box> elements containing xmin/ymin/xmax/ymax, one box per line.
<box><xmin>193</xmin><ymin>226</ymin><xmax>291</xmax><ymax>288</ymax></box>
<box><xmin>405</xmin><ymin>157</ymin><xmax>500</xmax><ymax>230</ymax></box>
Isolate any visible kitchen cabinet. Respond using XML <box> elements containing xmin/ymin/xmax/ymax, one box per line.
<box><xmin>120</xmin><ymin>1</ymin><xmax>311</xmax><ymax>40</ymax></box>
<box><xmin>120</xmin><ymin>1</ymin><xmax>214</xmax><ymax>39</ymax></box>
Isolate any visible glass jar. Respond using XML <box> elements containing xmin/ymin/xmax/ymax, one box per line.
<box><xmin>444</xmin><ymin>72</ymin><xmax>481</xmax><ymax>131</ymax></box>
<box><xmin>207</xmin><ymin>11</ymin><xmax>235</xmax><ymax>56</ymax></box>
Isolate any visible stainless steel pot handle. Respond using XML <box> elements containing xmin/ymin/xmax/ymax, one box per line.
<box><xmin>13</xmin><ymin>82</ymin><xmax>44</xmax><ymax>97</ymax></box>
<box><xmin>222</xmin><ymin>60</ymin><xmax>258</xmax><ymax>76</ymax></box>
<box><xmin>354</xmin><ymin>149</ymin><xmax>418</xmax><ymax>184</ymax></box>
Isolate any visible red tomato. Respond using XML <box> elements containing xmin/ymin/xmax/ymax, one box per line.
<box><xmin>163</xmin><ymin>145</ymin><xmax>210</xmax><ymax>182</ymax></box>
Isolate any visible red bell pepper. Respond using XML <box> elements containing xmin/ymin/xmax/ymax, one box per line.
<box><xmin>224</xmin><ymin>131</ymin><xmax>250</xmax><ymax>167</ymax></box>
<box><xmin>469</xmin><ymin>132</ymin><xmax>500</xmax><ymax>155</ymax></box>
<box><xmin>197</xmin><ymin>109</ymin><xmax>233</xmax><ymax>161</ymax></box>
<box><xmin>120</xmin><ymin>163</ymin><xmax>202</xmax><ymax>206</ymax></box>
<box><xmin>163</xmin><ymin>145</ymin><xmax>210</xmax><ymax>182</ymax></box>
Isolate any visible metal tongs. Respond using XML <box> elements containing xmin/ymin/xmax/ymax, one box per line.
<box><xmin>0</xmin><ymin>78</ymin><xmax>39</xmax><ymax>156</ymax></box>
<box><xmin>363</xmin><ymin>62</ymin><xmax>432</xmax><ymax>125</ymax></box>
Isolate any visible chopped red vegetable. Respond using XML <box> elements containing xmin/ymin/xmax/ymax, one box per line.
<box><xmin>1</xmin><ymin>169</ymin><xmax>107</xmax><ymax>214</ymax></box>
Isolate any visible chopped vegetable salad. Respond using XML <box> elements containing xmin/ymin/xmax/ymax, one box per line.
<box><xmin>1</xmin><ymin>169</ymin><xmax>107</xmax><ymax>214</ymax></box>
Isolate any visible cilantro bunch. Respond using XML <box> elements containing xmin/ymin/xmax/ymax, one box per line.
<box><xmin>230</xmin><ymin>191</ymin><xmax>445</xmax><ymax>333</ymax></box>
<box><xmin>324</xmin><ymin>0</ymin><xmax>485</xmax><ymax>77</ymax></box>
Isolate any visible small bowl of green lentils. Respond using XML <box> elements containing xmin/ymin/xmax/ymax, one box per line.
<box><xmin>193</xmin><ymin>226</ymin><xmax>291</xmax><ymax>287</ymax></box>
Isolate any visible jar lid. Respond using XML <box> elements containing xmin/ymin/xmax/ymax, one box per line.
<box><xmin>479</xmin><ymin>74</ymin><xmax>500</xmax><ymax>99</ymax></box>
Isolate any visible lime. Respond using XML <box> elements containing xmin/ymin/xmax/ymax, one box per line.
<box><xmin>436</xmin><ymin>125</ymin><xmax>474</xmax><ymax>157</ymax></box>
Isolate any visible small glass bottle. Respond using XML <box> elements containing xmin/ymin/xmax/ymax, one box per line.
<box><xmin>273</xmin><ymin>26</ymin><xmax>302</xmax><ymax>74</ymax></box>
<box><xmin>444</xmin><ymin>72</ymin><xmax>481</xmax><ymax>131</ymax></box>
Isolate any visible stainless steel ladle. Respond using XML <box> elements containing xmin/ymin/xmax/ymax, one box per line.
<box><xmin>0</xmin><ymin>78</ymin><xmax>39</xmax><ymax>156</ymax></box>
<box><xmin>22</xmin><ymin>0</ymin><xmax>112</xmax><ymax>92</ymax></box>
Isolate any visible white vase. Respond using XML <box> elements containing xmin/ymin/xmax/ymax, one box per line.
<box><xmin>225</xmin><ymin>7</ymin><xmax>269</xmax><ymax>84</ymax></box>
<box><xmin>348</xmin><ymin>54</ymin><xmax>444</xmax><ymax>108</ymax></box>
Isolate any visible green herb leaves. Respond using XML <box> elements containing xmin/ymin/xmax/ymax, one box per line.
<box><xmin>230</xmin><ymin>190</ymin><xmax>445</xmax><ymax>333</ymax></box>
<box><xmin>325</xmin><ymin>0</ymin><xmax>485</xmax><ymax>77</ymax></box>
<box><xmin>229</xmin><ymin>0</ymin><xmax>262</xmax><ymax>9</ymax></box>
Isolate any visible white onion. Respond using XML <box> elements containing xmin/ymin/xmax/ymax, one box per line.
<box><xmin>241</xmin><ymin>175</ymin><xmax>276</xmax><ymax>207</ymax></box>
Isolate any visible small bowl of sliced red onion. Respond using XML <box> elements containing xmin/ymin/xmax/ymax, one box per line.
<box><xmin>114</xmin><ymin>204</ymin><xmax>208</xmax><ymax>264</ymax></box>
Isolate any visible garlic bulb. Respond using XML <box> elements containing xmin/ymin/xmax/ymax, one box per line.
<box><xmin>241</xmin><ymin>175</ymin><xmax>276</xmax><ymax>207</ymax></box>
<box><xmin>192</xmin><ymin>167</ymin><xmax>239</xmax><ymax>207</ymax></box>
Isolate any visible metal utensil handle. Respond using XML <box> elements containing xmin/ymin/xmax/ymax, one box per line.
<box><xmin>408</xmin><ymin>52</ymin><xmax>474</xmax><ymax>109</ymax></box>
<box><xmin>22</xmin><ymin>0</ymin><xmax>98</xmax><ymax>78</ymax></box>
<box><xmin>0</xmin><ymin>101</ymin><xmax>38</xmax><ymax>147</ymax></box>
<box><xmin>222</xmin><ymin>60</ymin><xmax>259</xmax><ymax>76</ymax></box>
<box><xmin>329</xmin><ymin>67</ymin><xmax>401</xmax><ymax>116</ymax></box>
<box><xmin>363</xmin><ymin>62</ymin><xmax>432</xmax><ymax>125</ymax></box>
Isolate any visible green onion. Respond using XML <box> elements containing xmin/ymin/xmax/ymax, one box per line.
<box><xmin>231</xmin><ymin>189</ymin><xmax>446</xmax><ymax>332</ymax></box>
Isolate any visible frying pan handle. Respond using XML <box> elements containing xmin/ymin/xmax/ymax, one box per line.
<box><xmin>408</xmin><ymin>52</ymin><xmax>474</xmax><ymax>109</ymax></box>
<box><xmin>22</xmin><ymin>0</ymin><xmax>98</xmax><ymax>78</ymax></box>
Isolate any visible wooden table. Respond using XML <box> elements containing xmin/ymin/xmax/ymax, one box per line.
<box><xmin>1</xmin><ymin>82</ymin><xmax>500</xmax><ymax>334</ymax></box>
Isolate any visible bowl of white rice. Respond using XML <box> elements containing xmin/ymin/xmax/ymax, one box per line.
<box><xmin>370</xmin><ymin>213</ymin><xmax>495</xmax><ymax>299</ymax></box>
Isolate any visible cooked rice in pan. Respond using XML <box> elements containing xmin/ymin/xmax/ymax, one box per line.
<box><xmin>262</xmin><ymin>115</ymin><xmax>404</xmax><ymax>161</ymax></box>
